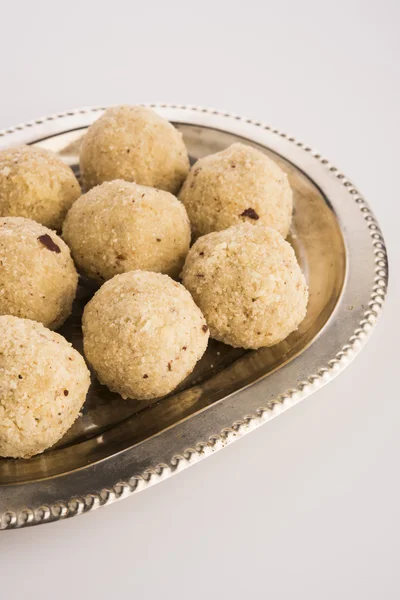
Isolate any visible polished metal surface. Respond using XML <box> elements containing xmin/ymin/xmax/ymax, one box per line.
<box><xmin>0</xmin><ymin>106</ymin><xmax>388</xmax><ymax>529</ymax></box>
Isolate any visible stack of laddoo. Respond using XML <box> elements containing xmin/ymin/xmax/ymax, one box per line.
<box><xmin>0</xmin><ymin>105</ymin><xmax>308</xmax><ymax>458</ymax></box>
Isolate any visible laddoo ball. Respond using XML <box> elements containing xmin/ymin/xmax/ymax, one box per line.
<box><xmin>0</xmin><ymin>145</ymin><xmax>81</xmax><ymax>230</ymax></box>
<box><xmin>0</xmin><ymin>217</ymin><xmax>78</xmax><ymax>329</ymax></box>
<box><xmin>62</xmin><ymin>180</ymin><xmax>191</xmax><ymax>282</ymax></box>
<box><xmin>179</xmin><ymin>143</ymin><xmax>293</xmax><ymax>239</ymax></box>
<box><xmin>0</xmin><ymin>316</ymin><xmax>90</xmax><ymax>458</ymax></box>
<box><xmin>80</xmin><ymin>105</ymin><xmax>190</xmax><ymax>194</ymax></box>
<box><xmin>181</xmin><ymin>223</ymin><xmax>308</xmax><ymax>349</ymax></box>
<box><xmin>83</xmin><ymin>271</ymin><xmax>209</xmax><ymax>400</ymax></box>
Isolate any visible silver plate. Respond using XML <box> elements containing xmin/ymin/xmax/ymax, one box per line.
<box><xmin>0</xmin><ymin>105</ymin><xmax>388</xmax><ymax>529</ymax></box>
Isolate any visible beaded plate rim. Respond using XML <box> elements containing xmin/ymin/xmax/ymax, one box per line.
<box><xmin>0</xmin><ymin>104</ymin><xmax>388</xmax><ymax>530</ymax></box>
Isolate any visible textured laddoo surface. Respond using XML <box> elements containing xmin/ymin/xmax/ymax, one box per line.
<box><xmin>0</xmin><ymin>316</ymin><xmax>90</xmax><ymax>458</ymax></box>
<box><xmin>179</xmin><ymin>143</ymin><xmax>293</xmax><ymax>239</ymax></box>
<box><xmin>80</xmin><ymin>105</ymin><xmax>190</xmax><ymax>194</ymax></box>
<box><xmin>181</xmin><ymin>223</ymin><xmax>308</xmax><ymax>349</ymax></box>
<box><xmin>83</xmin><ymin>271</ymin><xmax>209</xmax><ymax>400</ymax></box>
<box><xmin>0</xmin><ymin>145</ymin><xmax>81</xmax><ymax>230</ymax></box>
<box><xmin>63</xmin><ymin>180</ymin><xmax>190</xmax><ymax>282</ymax></box>
<box><xmin>0</xmin><ymin>217</ymin><xmax>78</xmax><ymax>329</ymax></box>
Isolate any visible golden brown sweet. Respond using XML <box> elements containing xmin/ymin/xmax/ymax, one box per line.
<box><xmin>0</xmin><ymin>316</ymin><xmax>90</xmax><ymax>458</ymax></box>
<box><xmin>182</xmin><ymin>223</ymin><xmax>308</xmax><ymax>349</ymax></box>
<box><xmin>179</xmin><ymin>143</ymin><xmax>293</xmax><ymax>239</ymax></box>
<box><xmin>62</xmin><ymin>180</ymin><xmax>191</xmax><ymax>282</ymax></box>
<box><xmin>0</xmin><ymin>217</ymin><xmax>78</xmax><ymax>329</ymax></box>
<box><xmin>0</xmin><ymin>145</ymin><xmax>80</xmax><ymax>230</ymax></box>
<box><xmin>80</xmin><ymin>105</ymin><xmax>190</xmax><ymax>193</ymax></box>
<box><xmin>83</xmin><ymin>271</ymin><xmax>209</xmax><ymax>400</ymax></box>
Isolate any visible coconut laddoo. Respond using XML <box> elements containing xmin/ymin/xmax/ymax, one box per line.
<box><xmin>83</xmin><ymin>271</ymin><xmax>209</xmax><ymax>400</ymax></box>
<box><xmin>181</xmin><ymin>223</ymin><xmax>308</xmax><ymax>349</ymax></box>
<box><xmin>80</xmin><ymin>105</ymin><xmax>190</xmax><ymax>194</ymax></box>
<box><xmin>0</xmin><ymin>145</ymin><xmax>81</xmax><ymax>230</ymax></box>
<box><xmin>0</xmin><ymin>316</ymin><xmax>90</xmax><ymax>458</ymax></box>
<box><xmin>0</xmin><ymin>217</ymin><xmax>78</xmax><ymax>329</ymax></box>
<box><xmin>179</xmin><ymin>143</ymin><xmax>293</xmax><ymax>239</ymax></box>
<box><xmin>63</xmin><ymin>180</ymin><xmax>191</xmax><ymax>282</ymax></box>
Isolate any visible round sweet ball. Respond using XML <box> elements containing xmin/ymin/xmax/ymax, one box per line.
<box><xmin>0</xmin><ymin>316</ymin><xmax>90</xmax><ymax>458</ymax></box>
<box><xmin>0</xmin><ymin>145</ymin><xmax>81</xmax><ymax>230</ymax></box>
<box><xmin>80</xmin><ymin>105</ymin><xmax>190</xmax><ymax>194</ymax></box>
<box><xmin>83</xmin><ymin>271</ymin><xmax>209</xmax><ymax>400</ymax></box>
<box><xmin>181</xmin><ymin>223</ymin><xmax>308</xmax><ymax>349</ymax></box>
<box><xmin>179</xmin><ymin>142</ymin><xmax>293</xmax><ymax>239</ymax></box>
<box><xmin>0</xmin><ymin>217</ymin><xmax>78</xmax><ymax>329</ymax></box>
<box><xmin>63</xmin><ymin>180</ymin><xmax>191</xmax><ymax>282</ymax></box>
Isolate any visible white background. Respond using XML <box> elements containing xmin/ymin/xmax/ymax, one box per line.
<box><xmin>0</xmin><ymin>1</ymin><xmax>399</xmax><ymax>598</ymax></box>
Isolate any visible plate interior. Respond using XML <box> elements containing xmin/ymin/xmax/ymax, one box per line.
<box><xmin>0</xmin><ymin>124</ymin><xmax>346</xmax><ymax>485</ymax></box>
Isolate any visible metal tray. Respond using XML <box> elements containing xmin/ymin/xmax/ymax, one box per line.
<box><xmin>0</xmin><ymin>105</ymin><xmax>388</xmax><ymax>529</ymax></box>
